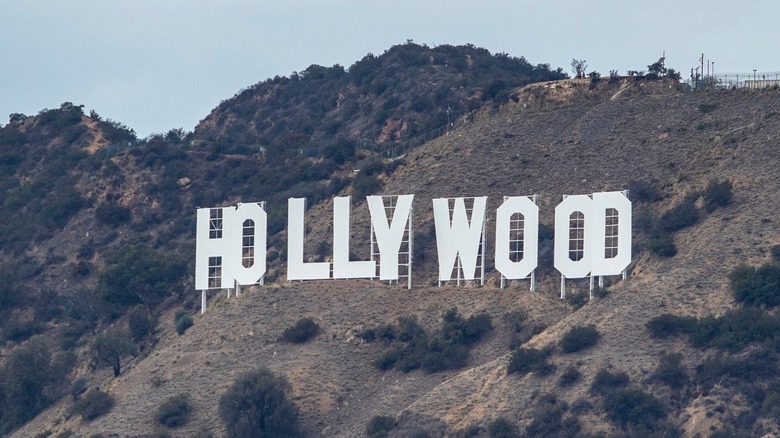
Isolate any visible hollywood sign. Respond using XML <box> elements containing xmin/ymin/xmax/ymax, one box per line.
<box><xmin>195</xmin><ymin>192</ymin><xmax>631</xmax><ymax>311</ymax></box>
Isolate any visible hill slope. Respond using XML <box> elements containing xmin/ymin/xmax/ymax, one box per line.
<box><xmin>12</xmin><ymin>83</ymin><xmax>780</xmax><ymax>437</ymax></box>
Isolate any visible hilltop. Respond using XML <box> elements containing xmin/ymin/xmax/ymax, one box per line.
<box><xmin>2</xmin><ymin>43</ymin><xmax>780</xmax><ymax>437</ymax></box>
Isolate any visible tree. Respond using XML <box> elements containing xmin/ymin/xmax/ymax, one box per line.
<box><xmin>128</xmin><ymin>304</ymin><xmax>157</xmax><ymax>346</ymax></box>
<box><xmin>92</xmin><ymin>327</ymin><xmax>136</xmax><ymax>377</ymax></box>
<box><xmin>218</xmin><ymin>368</ymin><xmax>302</xmax><ymax>438</ymax></box>
<box><xmin>647</xmin><ymin>58</ymin><xmax>667</xmax><ymax>79</ymax></box>
<box><xmin>571</xmin><ymin>59</ymin><xmax>587</xmax><ymax>79</ymax></box>
<box><xmin>1</xmin><ymin>339</ymin><xmax>57</xmax><ymax>430</ymax></box>
<box><xmin>98</xmin><ymin>242</ymin><xmax>188</xmax><ymax>307</ymax></box>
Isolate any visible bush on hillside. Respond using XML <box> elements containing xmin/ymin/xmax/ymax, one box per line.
<box><xmin>95</xmin><ymin>202</ymin><xmax>131</xmax><ymax>225</ymax></box>
<box><xmin>771</xmin><ymin>245</ymin><xmax>780</xmax><ymax>261</ymax></box>
<box><xmin>646</xmin><ymin>234</ymin><xmax>677</xmax><ymax>257</ymax></box>
<box><xmin>590</xmin><ymin>368</ymin><xmax>630</xmax><ymax>395</ymax></box>
<box><xmin>646</xmin><ymin>313</ymin><xmax>695</xmax><ymax>338</ymax></box>
<box><xmin>660</xmin><ymin>197</ymin><xmax>699</xmax><ymax>232</ymax></box>
<box><xmin>507</xmin><ymin>347</ymin><xmax>555</xmax><ymax>376</ymax></box>
<box><xmin>688</xmin><ymin>307</ymin><xmax>780</xmax><ymax>351</ymax></box>
<box><xmin>603</xmin><ymin>388</ymin><xmax>667</xmax><ymax>430</ymax></box>
<box><xmin>558</xmin><ymin>366</ymin><xmax>582</xmax><ymax>387</ymax></box>
<box><xmin>174</xmin><ymin>310</ymin><xmax>193</xmax><ymax>335</ymax></box>
<box><xmin>366</xmin><ymin>415</ymin><xmax>396</xmax><ymax>438</ymax></box>
<box><xmin>128</xmin><ymin>304</ymin><xmax>156</xmax><ymax>344</ymax></box>
<box><xmin>371</xmin><ymin>309</ymin><xmax>492</xmax><ymax>373</ymax></box>
<box><xmin>560</xmin><ymin>325</ymin><xmax>599</xmax><ymax>353</ymax></box>
<box><xmin>73</xmin><ymin>389</ymin><xmax>114</xmax><ymax>421</ymax></box>
<box><xmin>487</xmin><ymin>417</ymin><xmax>519</xmax><ymax>438</ymax></box>
<box><xmin>156</xmin><ymin>394</ymin><xmax>191</xmax><ymax>428</ymax></box>
<box><xmin>730</xmin><ymin>263</ymin><xmax>780</xmax><ymax>308</ymax></box>
<box><xmin>703</xmin><ymin>180</ymin><xmax>733</xmax><ymax>212</ymax></box>
<box><xmin>282</xmin><ymin>317</ymin><xmax>320</xmax><ymax>343</ymax></box>
<box><xmin>525</xmin><ymin>393</ymin><xmax>581</xmax><ymax>437</ymax></box>
<box><xmin>218</xmin><ymin>368</ymin><xmax>302</xmax><ymax>438</ymax></box>
<box><xmin>652</xmin><ymin>353</ymin><xmax>688</xmax><ymax>388</ymax></box>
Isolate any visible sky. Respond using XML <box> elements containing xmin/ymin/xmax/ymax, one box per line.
<box><xmin>2</xmin><ymin>1</ymin><xmax>779</xmax><ymax>138</ymax></box>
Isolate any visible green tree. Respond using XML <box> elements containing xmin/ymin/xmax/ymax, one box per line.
<box><xmin>218</xmin><ymin>368</ymin><xmax>302</xmax><ymax>438</ymax></box>
<box><xmin>128</xmin><ymin>304</ymin><xmax>156</xmax><ymax>346</ymax></box>
<box><xmin>1</xmin><ymin>339</ymin><xmax>61</xmax><ymax>431</ymax></box>
<box><xmin>92</xmin><ymin>327</ymin><xmax>136</xmax><ymax>377</ymax></box>
<box><xmin>98</xmin><ymin>243</ymin><xmax>188</xmax><ymax>307</ymax></box>
<box><xmin>570</xmin><ymin>59</ymin><xmax>587</xmax><ymax>78</ymax></box>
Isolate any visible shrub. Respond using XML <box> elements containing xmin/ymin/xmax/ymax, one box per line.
<box><xmin>156</xmin><ymin>394</ymin><xmax>190</xmax><ymax>428</ymax></box>
<box><xmin>128</xmin><ymin>304</ymin><xmax>156</xmax><ymax>344</ymax></box>
<box><xmin>565</xmin><ymin>291</ymin><xmax>588</xmax><ymax>309</ymax></box>
<box><xmin>560</xmin><ymin>325</ymin><xmax>599</xmax><ymax>353</ymax></box>
<box><xmin>603</xmin><ymin>388</ymin><xmax>667</xmax><ymax>430</ymax></box>
<box><xmin>218</xmin><ymin>368</ymin><xmax>302</xmax><ymax>438</ymax></box>
<box><xmin>688</xmin><ymin>307</ymin><xmax>780</xmax><ymax>351</ymax></box>
<box><xmin>282</xmin><ymin>317</ymin><xmax>320</xmax><ymax>343</ymax></box>
<box><xmin>590</xmin><ymin>368</ymin><xmax>629</xmax><ymax>395</ymax></box>
<box><xmin>372</xmin><ymin>309</ymin><xmax>491</xmax><ymax>373</ymax></box>
<box><xmin>502</xmin><ymin>309</ymin><xmax>528</xmax><ymax>333</ymax></box>
<box><xmin>366</xmin><ymin>415</ymin><xmax>396</xmax><ymax>438</ymax></box>
<box><xmin>646</xmin><ymin>314</ymin><xmax>695</xmax><ymax>338</ymax></box>
<box><xmin>646</xmin><ymin>234</ymin><xmax>677</xmax><ymax>257</ymax></box>
<box><xmin>70</xmin><ymin>377</ymin><xmax>90</xmax><ymax>402</ymax></box>
<box><xmin>771</xmin><ymin>245</ymin><xmax>780</xmax><ymax>261</ymax></box>
<box><xmin>353</xmin><ymin>174</ymin><xmax>383</xmax><ymax>199</ymax></box>
<box><xmin>507</xmin><ymin>347</ymin><xmax>554</xmax><ymax>376</ymax></box>
<box><xmin>441</xmin><ymin>308</ymin><xmax>493</xmax><ymax>345</ymax></box>
<box><xmin>558</xmin><ymin>366</ymin><xmax>582</xmax><ymax>387</ymax></box>
<box><xmin>660</xmin><ymin>197</ymin><xmax>699</xmax><ymax>232</ymax></box>
<box><xmin>525</xmin><ymin>394</ymin><xmax>580</xmax><ymax>437</ymax></box>
<box><xmin>652</xmin><ymin>353</ymin><xmax>688</xmax><ymax>388</ymax></box>
<box><xmin>703</xmin><ymin>180</ymin><xmax>733</xmax><ymax>212</ymax></box>
<box><xmin>698</xmin><ymin>102</ymin><xmax>717</xmax><ymax>113</ymax></box>
<box><xmin>95</xmin><ymin>202</ymin><xmax>131</xmax><ymax>225</ymax></box>
<box><xmin>174</xmin><ymin>310</ymin><xmax>193</xmax><ymax>335</ymax></box>
<box><xmin>730</xmin><ymin>263</ymin><xmax>780</xmax><ymax>308</ymax></box>
<box><xmin>487</xmin><ymin>417</ymin><xmax>518</xmax><ymax>438</ymax></box>
<box><xmin>0</xmin><ymin>319</ymin><xmax>45</xmax><ymax>343</ymax></box>
<box><xmin>73</xmin><ymin>389</ymin><xmax>114</xmax><ymax>421</ymax></box>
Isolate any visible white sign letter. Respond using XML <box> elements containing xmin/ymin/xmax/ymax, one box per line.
<box><xmin>287</xmin><ymin>198</ymin><xmax>330</xmax><ymax>280</ymax></box>
<box><xmin>591</xmin><ymin>191</ymin><xmax>632</xmax><ymax>276</ymax></box>
<box><xmin>367</xmin><ymin>195</ymin><xmax>414</xmax><ymax>280</ymax></box>
<box><xmin>554</xmin><ymin>191</ymin><xmax>632</xmax><ymax>279</ymax></box>
<box><xmin>495</xmin><ymin>196</ymin><xmax>538</xmax><ymax>280</ymax></box>
<box><xmin>433</xmin><ymin>197</ymin><xmax>487</xmax><ymax>281</ymax></box>
<box><xmin>230</xmin><ymin>203</ymin><xmax>267</xmax><ymax>285</ymax></box>
<box><xmin>554</xmin><ymin>195</ymin><xmax>593</xmax><ymax>279</ymax></box>
<box><xmin>333</xmin><ymin>196</ymin><xmax>375</xmax><ymax>279</ymax></box>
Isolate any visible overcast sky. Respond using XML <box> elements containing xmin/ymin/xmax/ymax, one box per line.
<box><xmin>2</xmin><ymin>1</ymin><xmax>779</xmax><ymax>138</ymax></box>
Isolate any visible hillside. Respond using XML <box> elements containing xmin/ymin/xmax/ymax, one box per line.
<box><xmin>3</xmin><ymin>46</ymin><xmax>780</xmax><ymax>437</ymax></box>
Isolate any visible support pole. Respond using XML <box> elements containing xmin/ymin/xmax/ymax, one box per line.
<box><xmin>589</xmin><ymin>275</ymin><xmax>595</xmax><ymax>300</ymax></box>
<box><xmin>201</xmin><ymin>290</ymin><xmax>207</xmax><ymax>314</ymax></box>
<box><xmin>560</xmin><ymin>276</ymin><xmax>566</xmax><ymax>299</ymax></box>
